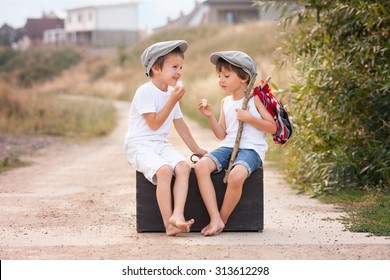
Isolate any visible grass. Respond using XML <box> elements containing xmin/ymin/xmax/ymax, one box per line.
<box><xmin>0</xmin><ymin>89</ymin><xmax>116</xmax><ymax>139</ymax></box>
<box><xmin>347</xmin><ymin>195</ymin><xmax>390</xmax><ymax>236</ymax></box>
<box><xmin>319</xmin><ymin>188</ymin><xmax>390</xmax><ymax>236</ymax></box>
<box><xmin>0</xmin><ymin>157</ymin><xmax>29</xmax><ymax>173</ymax></box>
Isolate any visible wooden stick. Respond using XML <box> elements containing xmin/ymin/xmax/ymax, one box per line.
<box><xmin>223</xmin><ymin>75</ymin><xmax>271</xmax><ymax>183</ymax></box>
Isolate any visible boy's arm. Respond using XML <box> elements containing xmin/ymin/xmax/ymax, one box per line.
<box><xmin>143</xmin><ymin>87</ymin><xmax>185</xmax><ymax>131</ymax></box>
<box><xmin>235</xmin><ymin>97</ymin><xmax>277</xmax><ymax>134</ymax></box>
<box><xmin>198</xmin><ymin>98</ymin><xmax>226</xmax><ymax>140</ymax></box>
<box><xmin>214</xmin><ymin>99</ymin><xmax>227</xmax><ymax>139</ymax></box>
<box><xmin>173</xmin><ymin>118</ymin><xmax>207</xmax><ymax>156</ymax></box>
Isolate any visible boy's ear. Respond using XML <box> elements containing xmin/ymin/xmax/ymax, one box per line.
<box><xmin>151</xmin><ymin>64</ymin><xmax>161</xmax><ymax>75</ymax></box>
<box><xmin>245</xmin><ymin>75</ymin><xmax>251</xmax><ymax>84</ymax></box>
<box><xmin>241</xmin><ymin>76</ymin><xmax>249</xmax><ymax>84</ymax></box>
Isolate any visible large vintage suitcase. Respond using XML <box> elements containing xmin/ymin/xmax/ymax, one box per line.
<box><xmin>136</xmin><ymin>168</ymin><xmax>263</xmax><ymax>232</ymax></box>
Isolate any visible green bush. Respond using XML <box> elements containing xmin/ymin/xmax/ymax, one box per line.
<box><xmin>0</xmin><ymin>47</ymin><xmax>81</xmax><ymax>87</ymax></box>
<box><xmin>257</xmin><ymin>0</ymin><xmax>389</xmax><ymax>193</ymax></box>
<box><xmin>0</xmin><ymin>48</ymin><xmax>17</xmax><ymax>66</ymax></box>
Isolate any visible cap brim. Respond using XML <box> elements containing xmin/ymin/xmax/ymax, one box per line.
<box><xmin>210</xmin><ymin>51</ymin><xmax>257</xmax><ymax>83</ymax></box>
<box><xmin>210</xmin><ymin>53</ymin><xmax>219</xmax><ymax>65</ymax></box>
<box><xmin>210</xmin><ymin>52</ymin><xmax>242</xmax><ymax>70</ymax></box>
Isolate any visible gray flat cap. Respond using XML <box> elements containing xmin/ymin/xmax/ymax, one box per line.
<box><xmin>210</xmin><ymin>51</ymin><xmax>257</xmax><ymax>83</ymax></box>
<box><xmin>141</xmin><ymin>40</ymin><xmax>188</xmax><ymax>76</ymax></box>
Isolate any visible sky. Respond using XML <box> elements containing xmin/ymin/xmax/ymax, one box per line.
<box><xmin>0</xmin><ymin>0</ymin><xmax>201</xmax><ymax>30</ymax></box>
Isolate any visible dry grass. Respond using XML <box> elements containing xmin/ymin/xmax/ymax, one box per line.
<box><xmin>0</xmin><ymin>88</ymin><xmax>116</xmax><ymax>139</ymax></box>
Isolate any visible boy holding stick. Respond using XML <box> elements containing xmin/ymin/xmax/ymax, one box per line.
<box><xmin>195</xmin><ymin>51</ymin><xmax>276</xmax><ymax>236</ymax></box>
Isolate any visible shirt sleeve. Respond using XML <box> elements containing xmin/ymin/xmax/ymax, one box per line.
<box><xmin>133</xmin><ymin>87</ymin><xmax>157</xmax><ymax>116</ymax></box>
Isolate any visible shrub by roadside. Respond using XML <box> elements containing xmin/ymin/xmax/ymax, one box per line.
<box><xmin>0</xmin><ymin>47</ymin><xmax>80</xmax><ymax>87</ymax></box>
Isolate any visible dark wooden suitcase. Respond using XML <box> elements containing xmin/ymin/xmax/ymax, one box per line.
<box><xmin>136</xmin><ymin>168</ymin><xmax>263</xmax><ymax>232</ymax></box>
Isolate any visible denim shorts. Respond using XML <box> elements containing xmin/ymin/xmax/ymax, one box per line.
<box><xmin>205</xmin><ymin>146</ymin><xmax>262</xmax><ymax>177</ymax></box>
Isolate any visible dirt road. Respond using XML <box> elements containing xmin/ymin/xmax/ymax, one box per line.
<box><xmin>0</xmin><ymin>101</ymin><xmax>389</xmax><ymax>260</ymax></box>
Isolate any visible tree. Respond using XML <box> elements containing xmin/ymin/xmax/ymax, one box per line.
<box><xmin>254</xmin><ymin>0</ymin><xmax>390</xmax><ymax>192</ymax></box>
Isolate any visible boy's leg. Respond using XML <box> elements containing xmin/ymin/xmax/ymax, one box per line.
<box><xmin>155</xmin><ymin>165</ymin><xmax>175</xmax><ymax>234</ymax></box>
<box><xmin>169</xmin><ymin>161</ymin><xmax>194</xmax><ymax>233</ymax></box>
<box><xmin>220</xmin><ymin>149</ymin><xmax>260</xmax><ymax>225</ymax></box>
<box><xmin>194</xmin><ymin>157</ymin><xmax>224</xmax><ymax>236</ymax></box>
<box><xmin>158</xmin><ymin>143</ymin><xmax>193</xmax><ymax>235</ymax></box>
<box><xmin>219</xmin><ymin>165</ymin><xmax>247</xmax><ymax>224</ymax></box>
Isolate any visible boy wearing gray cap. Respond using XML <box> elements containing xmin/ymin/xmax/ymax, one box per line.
<box><xmin>195</xmin><ymin>51</ymin><xmax>277</xmax><ymax>236</ymax></box>
<box><xmin>124</xmin><ymin>40</ymin><xmax>207</xmax><ymax>236</ymax></box>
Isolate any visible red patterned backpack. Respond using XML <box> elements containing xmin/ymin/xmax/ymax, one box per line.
<box><xmin>253</xmin><ymin>82</ymin><xmax>293</xmax><ymax>144</ymax></box>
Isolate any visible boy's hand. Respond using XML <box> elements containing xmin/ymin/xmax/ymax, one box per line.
<box><xmin>194</xmin><ymin>148</ymin><xmax>208</xmax><ymax>158</ymax></box>
<box><xmin>198</xmin><ymin>99</ymin><xmax>213</xmax><ymax>118</ymax></box>
<box><xmin>235</xmin><ymin>107</ymin><xmax>251</xmax><ymax>122</ymax></box>
<box><xmin>170</xmin><ymin>86</ymin><xmax>185</xmax><ymax>103</ymax></box>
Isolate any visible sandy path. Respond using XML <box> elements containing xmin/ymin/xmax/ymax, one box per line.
<box><xmin>0</xmin><ymin>101</ymin><xmax>389</xmax><ymax>260</ymax></box>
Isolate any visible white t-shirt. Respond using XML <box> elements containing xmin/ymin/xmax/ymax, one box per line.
<box><xmin>124</xmin><ymin>81</ymin><xmax>183</xmax><ymax>146</ymax></box>
<box><xmin>219</xmin><ymin>95</ymin><xmax>268</xmax><ymax>162</ymax></box>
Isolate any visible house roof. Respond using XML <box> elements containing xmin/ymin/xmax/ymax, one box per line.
<box><xmin>154</xmin><ymin>1</ymin><xmax>209</xmax><ymax>31</ymax></box>
<box><xmin>66</xmin><ymin>2</ymin><xmax>138</xmax><ymax>12</ymax></box>
<box><xmin>25</xmin><ymin>18</ymin><xmax>64</xmax><ymax>39</ymax></box>
<box><xmin>169</xmin><ymin>2</ymin><xmax>207</xmax><ymax>26</ymax></box>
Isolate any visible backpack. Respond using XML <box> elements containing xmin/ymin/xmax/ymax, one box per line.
<box><xmin>253</xmin><ymin>83</ymin><xmax>293</xmax><ymax>144</ymax></box>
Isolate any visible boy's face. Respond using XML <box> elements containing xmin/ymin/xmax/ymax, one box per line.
<box><xmin>217</xmin><ymin>66</ymin><xmax>247</xmax><ymax>94</ymax></box>
<box><xmin>152</xmin><ymin>53</ymin><xmax>184</xmax><ymax>88</ymax></box>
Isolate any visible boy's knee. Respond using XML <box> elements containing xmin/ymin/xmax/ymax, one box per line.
<box><xmin>194</xmin><ymin>158</ymin><xmax>215</xmax><ymax>176</ymax></box>
<box><xmin>194</xmin><ymin>160</ymin><xmax>207</xmax><ymax>175</ymax></box>
<box><xmin>194</xmin><ymin>161</ymin><xmax>201</xmax><ymax>173</ymax></box>
<box><xmin>157</xmin><ymin>165</ymin><xmax>173</xmax><ymax>179</ymax></box>
<box><xmin>175</xmin><ymin>161</ymin><xmax>190</xmax><ymax>176</ymax></box>
<box><xmin>227</xmin><ymin>167</ymin><xmax>247</xmax><ymax>186</ymax></box>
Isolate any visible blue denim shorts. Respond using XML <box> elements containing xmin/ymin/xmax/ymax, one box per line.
<box><xmin>205</xmin><ymin>147</ymin><xmax>262</xmax><ymax>177</ymax></box>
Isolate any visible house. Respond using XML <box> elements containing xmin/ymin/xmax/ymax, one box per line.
<box><xmin>154</xmin><ymin>0</ymin><xmax>259</xmax><ymax>30</ymax></box>
<box><xmin>205</xmin><ymin>0</ymin><xmax>260</xmax><ymax>24</ymax></box>
<box><xmin>154</xmin><ymin>1</ymin><xmax>210</xmax><ymax>32</ymax></box>
<box><xmin>24</xmin><ymin>17</ymin><xmax>64</xmax><ymax>47</ymax></box>
<box><xmin>155</xmin><ymin>0</ymin><xmax>300</xmax><ymax>31</ymax></box>
<box><xmin>65</xmin><ymin>2</ymin><xmax>139</xmax><ymax>47</ymax></box>
<box><xmin>43</xmin><ymin>28</ymin><xmax>66</xmax><ymax>46</ymax></box>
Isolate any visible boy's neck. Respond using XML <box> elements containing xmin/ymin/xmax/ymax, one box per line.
<box><xmin>151</xmin><ymin>79</ymin><xmax>168</xmax><ymax>92</ymax></box>
<box><xmin>231</xmin><ymin>85</ymin><xmax>248</xmax><ymax>100</ymax></box>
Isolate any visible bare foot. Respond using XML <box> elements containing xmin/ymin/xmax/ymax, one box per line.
<box><xmin>201</xmin><ymin>224</ymin><xmax>210</xmax><ymax>235</ymax></box>
<box><xmin>201</xmin><ymin>220</ymin><xmax>225</xmax><ymax>236</ymax></box>
<box><xmin>166</xmin><ymin>217</ymin><xmax>194</xmax><ymax>236</ymax></box>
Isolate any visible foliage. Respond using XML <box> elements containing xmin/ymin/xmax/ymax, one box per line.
<box><xmin>0</xmin><ymin>48</ymin><xmax>18</xmax><ymax>65</ymax></box>
<box><xmin>0</xmin><ymin>156</ymin><xmax>29</xmax><ymax>173</ymax></box>
<box><xmin>255</xmin><ymin>0</ymin><xmax>390</xmax><ymax>193</ymax></box>
<box><xmin>0</xmin><ymin>24</ymin><xmax>23</xmax><ymax>47</ymax></box>
<box><xmin>0</xmin><ymin>47</ymin><xmax>81</xmax><ymax>87</ymax></box>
